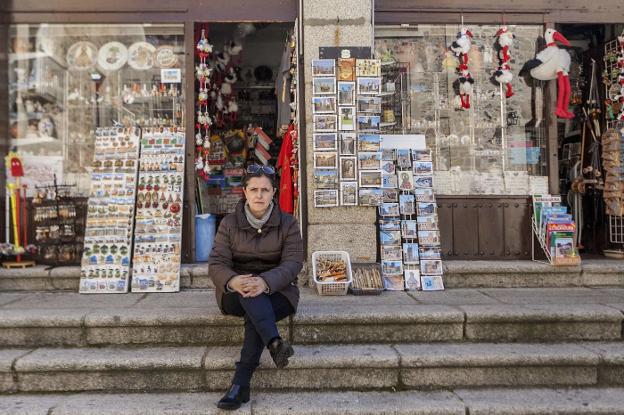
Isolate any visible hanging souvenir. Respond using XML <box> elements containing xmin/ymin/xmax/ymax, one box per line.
<box><xmin>128</xmin><ymin>42</ymin><xmax>156</xmax><ymax>70</ymax></box>
<box><xmin>493</xmin><ymin>26</ymin><xmax>515</xmax><ymax>98</ymax></box>
<box><xmin>449</xmin><ymin>26</ymin><xmax>474</xmax><ymax>110</ymax></box>
<box><xmin>523</xmin><ymin>29</ymin><xmax>574</xmax><ymax>119</ymax></box>
<box><xmin>66</xmin><ymin>41</ymin><xmax>98</xmax><ymax>71</ymax></box>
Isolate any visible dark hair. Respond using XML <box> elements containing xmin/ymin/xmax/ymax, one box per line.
<box><xmin>242</xmin><ymin>171</ymin><xmax>276</xmax><ymax>189</ymax></box>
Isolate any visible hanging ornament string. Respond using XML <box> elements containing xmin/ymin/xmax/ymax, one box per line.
<box><xmin>195</xmin><ymin>26</ymin><xmax>214</xmax><ymax>179</ymax></box>
<box><xmin>449</xmin><ymin>15</ymin><xmax>474</xmax><ymax>110</ymax></box>
<box><xmin>494</xmin><ymin>20</ymin><xmax>515</xmax><ymax>99</ymax></box>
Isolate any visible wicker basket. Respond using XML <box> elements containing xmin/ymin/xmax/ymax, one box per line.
<box><xmin>312</xmin><ymin>251</ymin><xmax>352</xmax><ymax>296</ymax></box>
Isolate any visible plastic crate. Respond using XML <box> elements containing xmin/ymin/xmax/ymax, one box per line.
<box><xmin>312</xmin><ymin>251</ymin><xmax>352</xmax><ymax>296</ymax></box>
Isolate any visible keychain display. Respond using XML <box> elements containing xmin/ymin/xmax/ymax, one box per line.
<box><xmin>79</xmin><ymin>127</ymin><xmax>140</xmax><ymax>294</ymax></box>
<box><xmin>131</xmin><ymin>127</ymin><xmax>185</xmax><ymax>292</ymax></box>
<box><xmin>603</xmin><ymin>31</ymin><xmax>624</xmax><ymax>125</ymax></box>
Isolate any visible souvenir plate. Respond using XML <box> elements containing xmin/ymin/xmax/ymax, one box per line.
<box><xmin>128</xmin><ymin>42</ymin><xmax>156</xmax><ymax>70</ymax></box>
<box><xmin>154</xmin><ymin>45</ymin><xmax>178</xmax><ymax>68</ymax></box>
<box><xmin>66</xmin><ymin>41</ymin><xmax>98</xmax><ymax>71</ymax></box>
<box><xmin>98</xmin><ymin>41</ymin><xmax>128</xmax><ymax>71</ymax></box>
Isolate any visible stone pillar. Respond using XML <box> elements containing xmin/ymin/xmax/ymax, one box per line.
<box><xmin>302</xmin><ymin>0</ymin><xmax>377</xmax><ymax>271</ymax></box>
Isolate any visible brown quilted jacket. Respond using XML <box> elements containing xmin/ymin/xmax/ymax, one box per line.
<box><xmin>208</xmin><ymin>199</ymin><xmax>303</xmax><ymax>313</ymax></box>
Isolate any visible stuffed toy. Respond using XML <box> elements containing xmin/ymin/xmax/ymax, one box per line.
<box><xmin>458</xmin><ymin>70</ymin><xmax>474</xmax><ymax>109</ymax></box>
<box><xmin>450</xmin><ymin>27</ymin><xmax>473</xmax><ymax>71</ymax></box>
<box><xmin>524</xmin><ymin>29</ymin><xmax>574</xmax><ymax>119</ymax></box>
<box><xmin>494</xmin><ymin>63</ymin><xmax>514</xmax><ymax>98</ymax></box>
<box><xmin>495</xmin><ymin>26</ymin><xmax>515</xmax><ymax>63</ymax></box>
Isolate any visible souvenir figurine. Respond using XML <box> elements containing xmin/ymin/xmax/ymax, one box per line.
<box><xmin>523</xmin><ymin>29</ymin><xmax>574</xmax><ymax>119</ymax></box>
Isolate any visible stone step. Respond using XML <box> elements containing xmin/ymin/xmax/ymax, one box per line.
<box><xmin>1</xmin><ymin>342</ymin><xmax>623</xmax><ymax>393</ymax></box>
<box><xmin>1</xmin><ymin>260</ymin><xmax>622</xmax><ymax>292</ymax></box>
<box><xmin>3</xmin><ymin>388</ymin><xmax>624</xmax><ymax>414</ymax></box>
<box><xmin>0</xmin><ymin>288</ymin><xmax>622</xmax><ymax>347</ymax></box>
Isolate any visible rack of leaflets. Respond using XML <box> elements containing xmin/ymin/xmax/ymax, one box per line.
<box><xmin>131</xmin><ymin>127</ymin><xmax>185</xmax><ymax>292</ymax></box>
<box><xmin>79</xmin><ymin>127</ymin><xmax>140</xmax><ymax>293</ymax></box>
<box><xmin>531</xmin><ymin>195</ymin><xmax>581</xmax><ymax>266</ymax></box>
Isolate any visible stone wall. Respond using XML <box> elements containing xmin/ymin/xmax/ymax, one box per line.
<box><xmin>302</xmin><ymin>0</ymin><xmax>377</xmax><ymax>273</ymax></box>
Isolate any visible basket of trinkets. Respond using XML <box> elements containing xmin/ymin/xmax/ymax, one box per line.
<box><xmin>312</xmin><ymin>250</ymin><xmax>352</xmax><ymax>295</ymax></box>
<box><xmin>349</xmin><ymin>263</ymin><xmax>384</xmax><ymax>295</ymax></box>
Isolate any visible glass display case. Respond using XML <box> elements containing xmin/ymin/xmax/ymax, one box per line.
<box><xmin>375</xmin><ymin>24</ymin><xmax>549</xmax><ymax>196</ymax></box>
<box><xmin>8</xmin><ymin>23</ymin><xmax>185</xmax><ymax>195</ymax></box>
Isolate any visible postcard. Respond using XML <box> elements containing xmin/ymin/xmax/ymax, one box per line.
<box><xmin>313</xmin><ymin>77</ymin><xmax>336</xmax><ymax>95</ymax></box>
<box><xmin>339</xmin><ymin>156</ymin><xmax>357</xmax><ymax>181</ymax></box>
<box><xmin>403</xmin><ymin>243</ymin><xmax>420</xmax><ymax>264</ymax></box>
<box><xmin>398</xmin><ymin>170</ymin><xmax>414</xmax><ymax>191</ymax></box>
<box><xmin>417</xmin><ymin>202</ymin><xmax>436</xmax><ymax>216</ymax></box>
<box><xmin>421</xmin><ymin>275</ymin><xmax>445</xmax><ymax>291</ymax></box>
<box><xmin>314</xmin><ymin>189</ymin><xmax>338</xmax><ymax>208</ymax></box>
<box><xmin>413</xmin><ymin>161</ymin><xmax>433</xmax><ymax>176</ymax></box>
<box><xmin>380</xmin><ymin>219</ymin><xmax>401</xmax><ymax>232</ymax></box>
<box><xmin>311</xmin><ymin>59</ymin><xmax>336</xmax><ymax>76</ymax></box>
<box><xmin>382</xmin><ymin>174</ymin><xmax>398</xmax><ymax>188</ymax></box>
<box><xmin>381</xmin><ymin>259</ymin><xmax>403</xmax><ymax>275</ymax></box>
<box><xmin>359</xmin><ymin>170</ymin><xmax>382</xmax><ymax>187</ymax></box>
<box><xmin>337</xmin><ymin>81</ymin><xmax>356</xmax><ymax>105</ymax></box>
<box><xmin>382</xmin><ymin>274</ymin><xmax>405</xmax><ymax>291</ymax></box>
<box><xmin>380</xmin><ymin>230</ymin><xmax>401</xmax><ymax>245</ymax></box>
<box><xmin>338</xmin><ymin>106</ymin><xmax>356</xmax><ymax>131</ymax></box>
<box><xmin>401</xmin><ymin>220</ymin><xmax>418</xmax><ymax>238</ymax></box>
<box><xmin>358</xmin><ymin>134</ymin><xmax>381</xmax><ymax>152</ymax></box>
<box><xmin>383</xmin><ymin>274</ymin><xmax>405</xmax><ymax>291</ymax></box>
<box><xmin>313</xmin><ymin>114</ymin><xmax>337</xmax><ymax>132</ymax></box>
<box><xmin>314</xmin><ymin>151</ymin><xmax>337</xmax><ymax>169</ymax></box>
<box><xmin>380</xmin><ymin>202</ymin><xmax>400</xmax><ymax>217</ymax></box>
<box><xmin>414</xmin><ymin>188</ymin><xmax>435</xmax><ymax>202</ymax></box>
<box><xmin>357</xmin><ymin>96</ymin><xmax>382</xmax><ymax>113</ymax></box>
<box><xmin>396</xmin><ymin>149</ymin><xmax>411</xmax><ymax>169</ymax></box>
<box><xmin>337</xmin><ymin>58</ymin><xmax>355</xmax><ymax>81</ymax></box>
<box><xmin>382</xmin><ymin>188</ymin><xmax>399</xmax><ymax>202</ymax></box>
<box><xmin>381</xmin><ymin>160</ymin><xmax>396</xmax><ymax>174</ymax></box>
<box><xmin>419</xmin><ymin>246</ymin><xmax>441</xmax><ymax>260</ymax></box>
<box><xmin>412</xmin><ymin>149</ymin><xmax>432</xmax><ymax>162</ymax></box>
<box><xmin>357</xmin><ymin>115</ymin><xmax>381</xmax><ymax>131</ymax></box>
<box><xmin>359</xmin><ymin>188</ymin><xmax>383</xmax><ymax>206</ymax></box>
<box><xmin>358</xmin><ymin>152</ymin><xmax>382</xmax><ymax>170</ymax></box>
<box><xmin>340</xmin><ymin>181</ymin><xmax>358</xmax><ymax>206</ymax></box>
<box><xmin>356</xmin><ymin>59</ymin><xmax>381</xmax><ymax>77</ymax></box>
<box><xmin>404</xmin><ymin>269</ymin><xmax>421</xmax><ymax>291</ymax></box>
<box><xmin>399</xmin><ymin>194</ymin><xmax>416</xmax><ymax>215</ymax></box>
<box><xmin>312</xmin><ymin>96</ymin><xmax>336</xmax><ymax>114</ymax></box>
<box><xmin>417</xmin><ymin>215</ymin><xmax>439</xmax><ymax>231</ymax></box>
<box><xmin>339</xmin><ymin>132</ymin><xmax>357</xmax><ymax>155</ymax></box>
<box><xmin>420</xmin><ymin>259</ymin><xmax>443</xmax><ymax>275</ymax></box>
<box><xmin>381</xmin><ymin>245</ymin><xmax>402</xmax><ymax>261</ymax></box>
<box><xmin>313</xmin><ymin>169</ymin><xmax>338</xmax><ymax>189</ymax></box>
<box><xmin>414</xmin><ymin>176</ymin><xmax>434</xmax><ymax>188</ymax></box>
<box><xmin>418</xmin><ymin>230</ymin><xmax>441</xmax><ymax>246</ymax></box>
<box><xmin>382</xmin><ymin>148</ymin><xmax>397</xmax><ymax>161</ymax></box>
<box><xmin>313</xmin><ymin>133</ymin><xmax>337</xmax><ymax>151</ymax></box>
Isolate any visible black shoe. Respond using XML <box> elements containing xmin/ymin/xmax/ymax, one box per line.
<box><xmin>216</xmin><ymin>384</ymin><xmax>250</xmax><ymax>410</ymax></box>
<box><xmin>268</xmin><ymin>337</ymin><xmax>294</xmax><ymax>368</ymax></box>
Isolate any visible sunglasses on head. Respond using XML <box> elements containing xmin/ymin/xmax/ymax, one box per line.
<box><xmin>246</xmin><ymin>164</ymin><xmax>275</xmax><ymax>175</ymax></box>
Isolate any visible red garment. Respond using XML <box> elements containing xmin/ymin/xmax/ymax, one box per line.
<box><xmin>277</xmin><ymin>124</ymin><xmax>295</xmax><ymax>214</ymax></box>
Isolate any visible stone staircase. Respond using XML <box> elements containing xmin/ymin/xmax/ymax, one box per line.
<box><xmin>0</xmin><ymin>265</ymin><xmax>624</xmax><ymax>413</ymax></box>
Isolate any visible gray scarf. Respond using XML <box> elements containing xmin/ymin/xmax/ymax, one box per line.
<box><xmin>244</xmin><ymin>201</ymin><xmax>274</xmax><ymax>229</ymax></box>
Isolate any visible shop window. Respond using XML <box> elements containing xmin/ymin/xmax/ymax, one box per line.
<box><xmin>375</xmin><ymin>24</ymin><xmax>549</xmax><ymax>195</ymax></box>
<box><xmin>8</xmin><ymin>23</ymin><xmax>185</xmax><ymax>195</ymax></box>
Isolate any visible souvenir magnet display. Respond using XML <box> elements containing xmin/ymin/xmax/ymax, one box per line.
<box><xmin>131</xmin><ymin>128</ymin><xmax>186</xmax><ymax>292</ymax></box>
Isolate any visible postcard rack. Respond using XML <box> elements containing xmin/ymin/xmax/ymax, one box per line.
<box><xmin>32</xmin><ymin>176</ymin><xmax>84</xmax><ymax>267</ymax></box>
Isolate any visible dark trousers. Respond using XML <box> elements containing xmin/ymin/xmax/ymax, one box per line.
<box><xmin>222</xmin><ymin>291</ymin><xmax>294</xmax><ymax>387</ymax></box>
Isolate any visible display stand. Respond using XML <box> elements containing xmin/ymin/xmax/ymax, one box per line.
<box><xmin>79</xmin><ymin>126</ymin><xmax>141</xmax><ymax>293</ymax></box>
<box><xmin>131</xmin><ymin>127</ymin><xmax>185</xmax><ymax>292</ymax></box>
<box><xmin>32</xmin><ymin>176</ymin><xmax>83</xmax><ymax>268</ymax></box>
<box><xmin>531</xmin><ymin>195</ymin><xmax>581</xmax><ymax>266</ymax></box>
